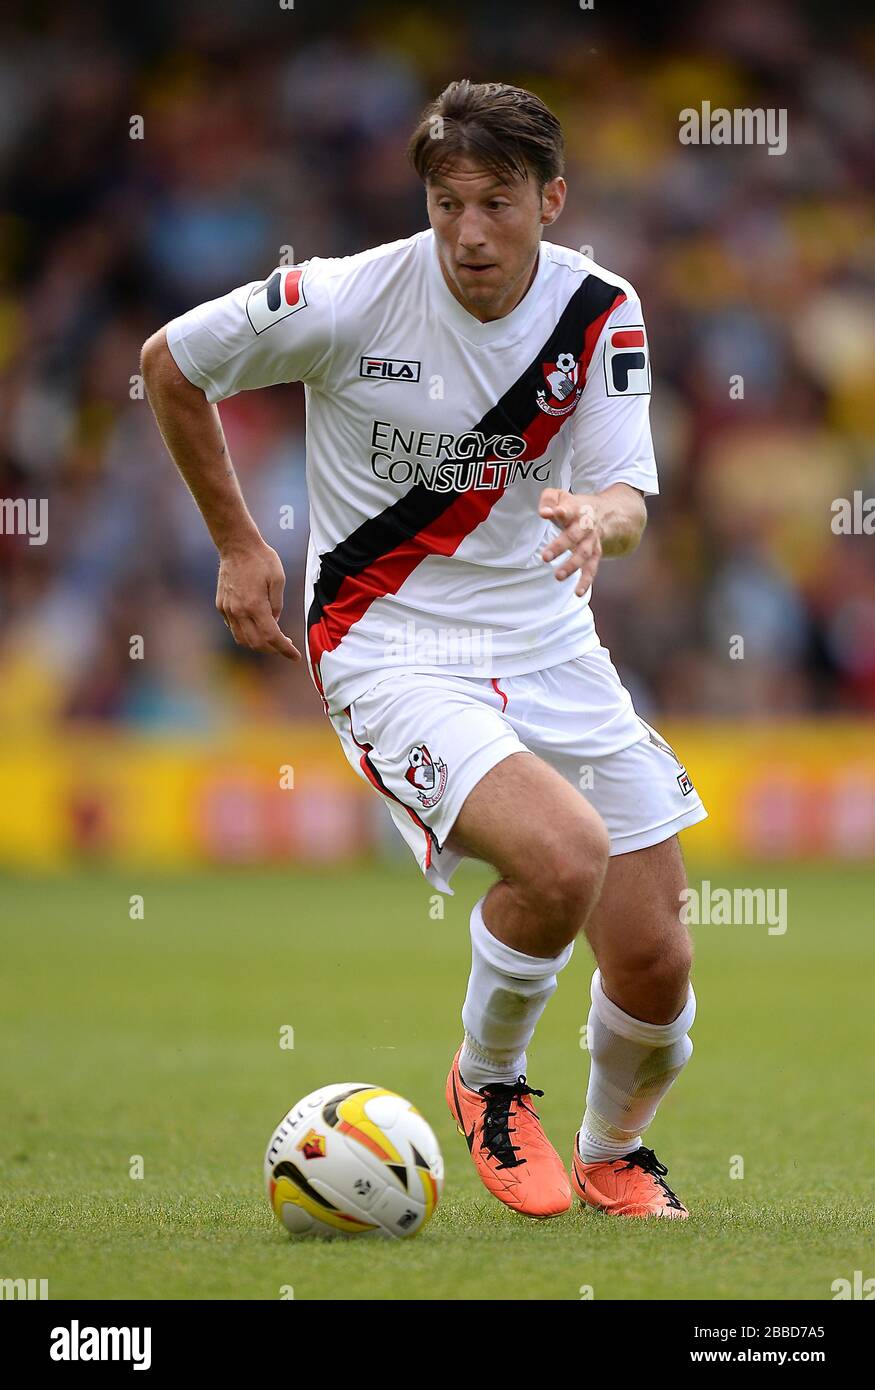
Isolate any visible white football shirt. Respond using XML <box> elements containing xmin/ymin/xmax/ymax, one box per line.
<box><xmin>166</xmin><ymin>229</ymin><xmax>658</xmax><ymax>714</ymax></box>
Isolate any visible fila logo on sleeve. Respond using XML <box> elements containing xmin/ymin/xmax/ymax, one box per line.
<box><xmin>604</xmin><ymin>326</ymin><xmax>651</xmax><ymax>396</ymax></box>
<box><xmin>246</xmin><ymin>267</ymin><xmax>307</xmax><ymax>334</ymax></box>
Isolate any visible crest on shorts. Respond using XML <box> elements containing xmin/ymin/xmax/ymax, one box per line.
<box><xmin>405</xmin><ymin>744</ymin><xmax>448</xmax><ymax>808</ymax></box>
<box><xmin>536</xmin><ymin>351</ymin><xmax>583</xmax><ymax>416</ymax></box>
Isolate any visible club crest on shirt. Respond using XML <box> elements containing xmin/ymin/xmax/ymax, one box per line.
<box><xmin>536</xmin><ymin>351</ymin><xmax>583</xmax><ymax>416</ymax></box>
<box><xmin>405</xmin><ymin>744</ymin><xmax>448</xmax><ymax>807</ymax></box>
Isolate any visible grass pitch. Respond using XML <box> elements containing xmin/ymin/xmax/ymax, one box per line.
<box><xmin>1</xmin><ymin>861</ymin><xmax>872</xmax><ymax>1301</ymax></box>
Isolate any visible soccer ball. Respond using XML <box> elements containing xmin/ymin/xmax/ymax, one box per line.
<box><xmin>264</xmin><ymin>1082</ymin><xmax>444</xmax><ymax>1239</ymax></box>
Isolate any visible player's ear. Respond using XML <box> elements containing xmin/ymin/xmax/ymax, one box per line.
<box><xmin>539</xmin><ymin>177</ymin><xmax>566</xmax><ymax>227</ymax></box>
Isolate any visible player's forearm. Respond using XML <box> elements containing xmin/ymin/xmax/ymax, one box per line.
<box><xmin>141</xmin><ymin>328</ymin><xmax>262</xmax><ymax>555</ymax></box>
<box><xmin>592</xmin><ymin>483</ymin><xmax>647</xmax><ymax>557</ymax></box>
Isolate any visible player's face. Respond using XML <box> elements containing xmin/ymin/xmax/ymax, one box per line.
<box><xmin>427</xmin><ymin>158</ymin><xmax>565</xmax><ymax>323</ymax></box>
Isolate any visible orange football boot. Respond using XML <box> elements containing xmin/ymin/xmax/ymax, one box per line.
<box><xmin>446</xmin><ymin>1048</ymin><xmax>572</xmax><ymax>1218</ymax></box>
<box><xmin>570</xmin><ymin>1137</ymin><xmax>688</xmax><ymax>1218</ymax></box>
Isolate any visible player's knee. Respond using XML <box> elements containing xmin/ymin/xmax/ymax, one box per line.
<box><xmin>619</xmin><ymin>933</ymin><xmax>693</xmax><ymax>998</ymax></box>
<box><xmin>565</xmin><ymin>812</ymin><xmax>611</xmax><ymax>906</ymax></box>
<box><xmin>521</xmin><ymin>815</ymin><xmax>609</xmax><ymax>939</ymax></box>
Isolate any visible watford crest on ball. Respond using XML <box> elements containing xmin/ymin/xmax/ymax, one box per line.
<box><xmin>296</xmin><ymin>1129</ymin><xmax>327</xmax><ymax>1159</ymax></box>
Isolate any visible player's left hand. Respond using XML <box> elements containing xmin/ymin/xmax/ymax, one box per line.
<box><xmin>538</xmin><ymin>488</ymin><xmax>603</xmax><ymax>596</ymax></box>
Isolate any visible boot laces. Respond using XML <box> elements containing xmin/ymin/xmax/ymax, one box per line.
<box><xmin>478</xmin><ymin>1075</ymin><xmax>545</xmax><ymax>1169</ymax></box>
<box><xmin>621</xmin><ymin>1145</ymin><xmax>685</xmax><ymax>1210</ymax></box>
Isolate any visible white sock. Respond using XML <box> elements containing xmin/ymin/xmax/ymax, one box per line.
<box><xmin>459</xmin><ymin>895</ymin><xmax>574</xmax><ymax>1091</ymax></box>
<box><xmin>577</xmin><ymin>967</ymin><xmax>696</xmax><ymax>1163</ymax></box>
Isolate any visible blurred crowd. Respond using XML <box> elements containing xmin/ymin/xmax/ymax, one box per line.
<box><xmin>1</xmin><ymin>0</ymin><xmax>874</xmax><ymax>734</ymax></box>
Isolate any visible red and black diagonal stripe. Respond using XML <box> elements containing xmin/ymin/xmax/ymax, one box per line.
<box><xmin>307</xmin><ymin>274</ymin><xmax>626</xmax><ymax>693</ymax></box>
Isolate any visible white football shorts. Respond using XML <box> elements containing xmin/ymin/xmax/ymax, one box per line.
<box><xmin>329</xmin><ymin>645</ymin><xmax>707</xmax><ymax>895</ymax></box>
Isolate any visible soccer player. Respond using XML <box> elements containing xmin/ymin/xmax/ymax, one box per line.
<box><xmin>142</xmin><ymin>80</ymin><xmax>707</xmax><ymax>1221</ymax></box>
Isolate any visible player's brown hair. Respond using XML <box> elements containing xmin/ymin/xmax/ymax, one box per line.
<box><xmin>407</xmin><ymin>80</ymin><xmax>565</xmax><ymax>190</ymax></box>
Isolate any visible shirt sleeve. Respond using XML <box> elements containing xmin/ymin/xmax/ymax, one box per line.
<box><xmin>165</xmin><ymin>259</ymin><xmax>336</xmax><ymax>403</ymax></box>
<box><xmin>569</xmin><ymin>290</ymin><xmax>659</xmax><ymax>497</ymax></box>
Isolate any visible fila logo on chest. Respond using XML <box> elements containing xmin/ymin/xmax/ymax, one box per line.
<box><xmin>360</xmin><ymin>356</ymin><xmax>422</xmax><ymax>383</ymax></box>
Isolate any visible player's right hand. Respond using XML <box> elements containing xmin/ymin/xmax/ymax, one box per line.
<box><xmin>216</xmin><ymin>539</ymin><xmax>302</xmax><ymax>661</ymax></box>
